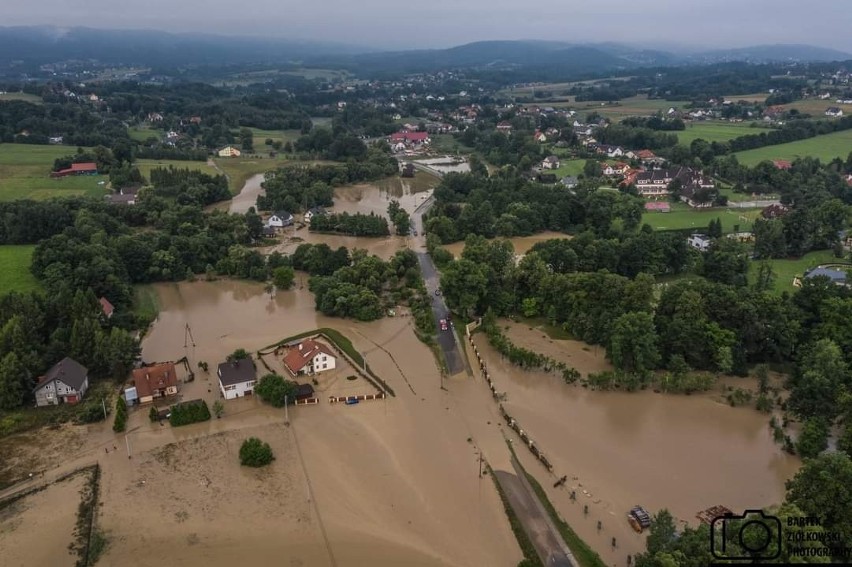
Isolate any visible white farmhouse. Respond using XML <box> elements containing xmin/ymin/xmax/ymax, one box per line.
<box><xmin>283</xmin><ymin>339</ymin><xmax>337</xmax><ymax>377</ymax></box>
<box><xmin>217</xmin><ymin>358</ymin><xmax>257</xmax><ymax>400</ymax></box>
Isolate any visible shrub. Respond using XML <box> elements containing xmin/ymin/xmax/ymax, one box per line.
<box><xmin>255</xmin><ymin>373</ymin><xmax>297</xmax><ymax>407</ymax></box>
<box><xmin>169</xmin><ymin>400</ymin><xmax>211</xmax><ymax>427</ymax></box>
<box><xmin>112</xmin><ymin>397</ymin><xmax>127</xmax><ymax>432</ymax></box>
<box><xmin>149</xmin><ymin>407</ymin><xmax>158</xmax><ymax>422</ymax></box>
<box><xmin>240</xmin><ymin>437</ymin><xmax>274</xmax><ymax>467</ymax></box>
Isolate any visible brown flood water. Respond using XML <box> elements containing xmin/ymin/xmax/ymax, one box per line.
<box><xmin>468</xmin><ymin>331</ymin><xmax>800</xmax><ymax>562</ymax></box>
<box><xmin>133</xmin><ymin>280</ymin><xmax>522</xmax><ymax>567</ymax></box>
<box><xmin>442</xmin><ymin>232</ymin><xmax>572</xmax><ymax>258</ymax></box>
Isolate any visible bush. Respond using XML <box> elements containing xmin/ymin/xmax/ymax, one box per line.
<box><xmin>149</xmin><ymin>407</ymin><xmax>158</xmax><ymax>422</ymax></box>
<box><xmin>112</xmin><ymin>397</ymin><xmax>127</xmax><ymax>432</ymax></box>
<box><xmin>169</xmin><ymin>400</ymin><xmax>211</xmax><ymax>427</ymax></box>
<box><xmin>255</xmin><ymin>373</ymin><xmax>297</xmax><ymax>407</ymax></box>
<box><xmin>240</xmin><ymin>437</ymin><xmax>274</xmax><ymax>467</ymax></box>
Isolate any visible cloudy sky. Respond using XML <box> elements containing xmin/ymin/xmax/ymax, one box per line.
<box><xmin>2</xmin><ymin>0</ymin><xmax>850</xmax><ymax>51</ymax></box>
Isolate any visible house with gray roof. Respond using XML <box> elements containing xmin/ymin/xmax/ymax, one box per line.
<box><xmin>804</xmin><ymin>266</ymin><xmax>849</xmax><ymax>286</ymax></box>
<box><xmin>34</xmin><ymin>357</ymin><xmax>89</xmax><ymax>406</ymax></box>
<box><xmin>217</xmin><ymin>358</ymin><xmax>257</xmax><ymax>400</ymax></box>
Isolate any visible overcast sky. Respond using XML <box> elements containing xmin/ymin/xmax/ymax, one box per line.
<box><xmin>2</xmin><ymin>0</ymin><xmax>850</xmax><ymax>52</ymax></box>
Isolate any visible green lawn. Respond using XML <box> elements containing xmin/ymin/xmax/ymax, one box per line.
<box><xmin>249</xmin><ymin>128</ymin><xmax>301</xmax><ymax>147</ymax></box>
<box><xmin>749</xmin><ymin>250</ymin><xmax>850</xmax><ymax>294</ymax></box>
<box><xmin>548</xmin><ymin>159</ymin><xmax>585</xmax><ymax>177</ymax></box>
<box><xmin>0</xmin><ymin>92</ymin><xmax>42</xmax><ymax>104</ymax></box>
<box><xmin>734</xmin><ymin>129</ymin><xmax>852</xmax><ymax>165</ymax></box>
<box><xmin>0</xmin><ymin>245</ymin><xmax>40</xmax><ymax>293</ymax></box>
<box><xmin>135</xmin><ymin>159</ymin><xmax>212</xmax><ymax>182</ymax></box>
<box><xmin>430</xmin><ymin>134</ymin><xmax>474</xmax><ymax>154</ymax></box>
<box><xmin>677</xmin><ymin>122</ymin><xmax>768</xmax><ymax>145</ymax></box>
<box><xmin>0</xmin><ymin>143</ymin><xmax>106</xmax><ymax>201</ymax></box>
<box><xmin>128</xmin><ymin>126</ymin><xmax>164</xmax><ymax>142</ymax></box>
<box><xmin>642</xmin><ymin>203</ymin><xmax>762</xmax><ymax>233</ymax></box>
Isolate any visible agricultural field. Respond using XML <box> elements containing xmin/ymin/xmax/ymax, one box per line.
<box><xmin>676</xmin><ymin>122</ymin><xmax>768</xmax><ymax>145</ymax></box>
<box><xmin>0</xmin><ymin>245</ymin><xmax>40</xmax><ymax>293</ymax></box>
<box><xmin>733</xmin><ymin>129</ymin><xmax>852</xmax><ymax>165</ymax></box>
<box><xmin>0</xmin><ymin>143</ymin><xmax>106</xmax><ymax>201</ymax></box>
<box><xmin>748</xmin><ymin>250</ymin><xmax>849</xmax><ymax>294</ymax></box>
<box><xmin>248</xmin><ymin>128</ymin><xmax>301</xmax><ymax>147</ymax></box>
<box><xmin>574</xmin><ymin>96</ymin><xmax>690</xmax><ymax>121</ymax></box>
<box><xmin>0</xmin><ymin>92</ymin><xmax>42</xmax><ymax>104</ymax></box>
<box><xmin>722</xmin><ymin>93</ymin><xmax>767</xmax><ymax>103</ymax></box>
<box><xmin>135</xmin><ymin>159</ymin><xmax>212</xmax><ymax>181</ymax></box>
<box><xmin>779</xmin><ymin>98</ymin><xmax>846</xmax><ymax>117</ymax></box>
<box><xmin>641</xmin><ymin>203</ymin><xmax>762</xmax><ymax>233</ymax></box>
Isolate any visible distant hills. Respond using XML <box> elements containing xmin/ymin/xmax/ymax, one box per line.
<box><xmin>0</xmin><ymin>26</ymin><xmax>849</xmax><ymax>76</ymax></box>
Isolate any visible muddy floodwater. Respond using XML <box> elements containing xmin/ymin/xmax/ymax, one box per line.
<box><xmin>467</xmin><ymin>331</ymin><xmax>800</xmax><ymax>561</ymax></box>
<box><xmin>442</xmin><ymin>231</ymin><xmax>573</xmax><ymax>258</ymax></box>
<box><xmin>132</xmin><ymin>280</ymin><xmax>803</xmax><ymax>563</ymax></box>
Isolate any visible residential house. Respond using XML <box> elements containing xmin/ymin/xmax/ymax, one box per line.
<box><xmin>190</xmin><ymin>116</ymin><xmax>202</xmax><ymax>125</ymax></box>
<box><xmin>48</xmin><ymin>136</ymin><xmax>64</xmax><ymax>144</ymax></box>
<box><xmin>560</xmin><ymin>176</ymin><xmax>579</xmax><ymax>189</ymax></box>
<box><xmin>680</xmin><ymin>183</ymin><xmax>718</xmax><ymax>208</ymax></box>
<box><xmin>125</xmin><ymin>362</ymin><xmax>179</xmax><ymax>405</ymax></box>
<box><xmin>635</xmin><ymin>149</ymin><xmax>664</xmax><ymax>166</ymax></box>
<box><xmin>217</xmin><ymin>358</ymin><xmax>257</xmax><ymax>399</ymax></box>
<box><xmin>99</xmin><ymin>297</ymin><xmax>114</xmax><ymax>319</ymax></box>
<box><xmin>389</xmin><ymin>131</ymin><xmax>430</xmax><ymax>146</ymax></box>
<box><xmin>51</xmin><ymin>162</ymin><xmax>98</xmax><ymax>178</ymax></box>
<box><xmin>541</xmin><ymin>156</ymin><xmax>560</xmax><ymax>170</ymax></box>
<box><xmin>303</xmin><ymin>207</ymin><xmax>326</xmax><ymax>225</ymax></box>
<box><xmin>597</xmin><ymin>145</ymin><xmax>624</xmax><ymax>158</ymax></box>
<box><xmin>267</xmin><ymin>211</ymin><xmax>294</xmax><ymax>228</ymax></box>
<box><xmin>802</xmin><ymin>266</ymin><xmax>849</xmax><ymax>287</ymax></box>
<box><xmin>761</xmin><ymin>203</ymin><xmax>790</xmax><ymax>219</ymax></box>
<box><xmin>772</xmin><ymin>159</ymin><xmax>792</xmax><ymax>170</ymax></box>
<box><xmin>496</xmin><ymin>121</ymin><xmax>513</xmax><ymax>133</ymax></box>
<box><xmin>283</xmin><ymin>339</ymin><xmax>337</xmax><ymax>377</ymax></box>
<box><xmin>601</xmin><ymin>162</ymin><xmax>630</xmax><ymax>177</ymax></box>
<box><xmin>106</xmin><ymin>192</ymin><xmax>136</xmax><ymax>205</ymax></box>
<box><xmin>633</xmin><ymin>166</ymin><xmax>714</xmax><ymax>199</ymax></box>
<box><xmin>688</xmin><ymin>234</ymin><xmax>712</xmax><ymax>252</ymax></box>
<box><xmin>825</xmin><ymin>107</ymin><xmax>844</xmax><ymax>117</ymax></box>
<box><xmin>147</xmin><ymin>112</ymin><xmax>164</xmax><ymax>122</ymax></box>
<box><xmin>34</xmin><ymin>357</ymin><xmax>89</xmax><ymax>407</ymax></box>
<box><xmin>262</xmin><ymin>226</ymin><xmax>276</xmax><ymax>238</ymax></box>
<box><xmin>533</xmin><ymin>130</ymin><xmax>547</xmax><ymax>143</ymax></box>
<box><xmin>218</xmin><ymin>146</ymin><xmax>241</xmax><ymax>158</ymax></box>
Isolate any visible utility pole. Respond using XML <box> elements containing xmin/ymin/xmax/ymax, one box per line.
<box><xmin>102</xmin><ymin>397</ymin><xmax>107</xmax><ymax>421</ymax></box>
<box><xmin>284</xmin><ymin>395</ymin><xmax>289</xmax><ymax>423</ymax></box>
<box><xmin>125</xmin><ymin>435</ymin><xmax>132</xmax><ymax>459</ymax></box>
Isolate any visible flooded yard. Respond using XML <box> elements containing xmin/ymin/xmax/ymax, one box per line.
<box><xmin>442</xmin><ymin>231</ymin><xmax>573</xmax><ymax>258</ymax></box>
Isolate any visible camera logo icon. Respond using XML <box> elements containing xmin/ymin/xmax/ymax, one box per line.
<box><xmin>710</xmin><ymin>510</ymin><xmax>782</xmax><ymax>560</ymax></box>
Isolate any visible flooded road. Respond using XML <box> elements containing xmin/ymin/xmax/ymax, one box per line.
<box><xmin>442</xmin><ymin>232</ymin><xmax>573</xmax><ymax>258</ymax></box>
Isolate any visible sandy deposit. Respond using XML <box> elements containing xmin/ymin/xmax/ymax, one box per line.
<box><xmin>266</xmin><ymin>230</ymin><xmax>410</xmax><ymax>261</ymax></box>
<box><xmin>0</xmin><ymin>471</ymin><xmax>88</xmax><ymax>567</ymax></box>
<box><xmin>502</xmin><ymin>319</ymin><xmax>614</xmax><ymax>377</ymax></box>
<box><xmin>467</xmin><ymin>332</ymin><xmax>800</xmax><ymax>563</ymax></box>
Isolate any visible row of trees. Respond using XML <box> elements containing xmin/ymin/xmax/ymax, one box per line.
<box><xmin>309</xmin><ymin>212</ymin><xmax>390</xmax><ymax>236</ymax></box>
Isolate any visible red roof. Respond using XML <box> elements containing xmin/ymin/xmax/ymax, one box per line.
<box><xmin>70</xmin><ymin>162</ymin><xmax>97</xmax><ymax>172</ymax></box>
<box><xmin>130</xmin><ymin>362</ymin><xmax>178</xmax><ymax>399</ymax></box>
<box><xmin>282</xmin><ymin>339</ymin><xmax>336</xmax><ymax>376</ymax></box>
<box><xmin>99</xmin><ymin>297</ymin><xmax>114</xmax><ymax>317</ymax></box>
<box><xmin>636</xmin><ymin>149</ymin><xmax>657</xmax><ymax>159</ymax></box>
<box><xmin>390</xmin><ymin>132</ymin><xmax>429</xmax><ymax>142</ymax></box>
<box><xmin>772</xmin><ymin>160</ymin><xmax>792</xmax><ymax>170</ymax></box>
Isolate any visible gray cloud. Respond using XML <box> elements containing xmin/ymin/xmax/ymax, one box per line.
<box><xmin>2</xmin><ymin>0</ymin><xmax>850</xmax><ymax>51</ymax></box>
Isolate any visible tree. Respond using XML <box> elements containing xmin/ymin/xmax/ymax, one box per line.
<box><xmin>239</xmin><ymin>127</ymin><xmax>254</xmax><ymax>152</ymax></box>
<box><xmin>583</xmin><ymin>160</ymin><xmax>600</xmax><ymax>178</ymax></box>
<box><xmin>786</xmin><ymin>452</ymin><xmax>852</xmax><ymax>548</ymax></box>
<box><xmin>440</xmin><ymin>259</ymin><xmax>489</xmax><ymax>317</ymax></box>
<box><xmin>0</xmin><ymin>352</ymin><xmax>27</xmax><ymax>410</ymax></box>
<box><xmin>608</xmin><ymin>311</ymin><xmax>660</xmax><ymax>374</ymax></box>
<box><xmin>796</xmin><ymin>418</ymin><xmax>829</xmax><ymax>459</ymax></box>
<box><xmin>149</xmin><ymin>406</ymin><xmax>159</xmax><ymax>422</ymax></box>
<box><xmin>212</xmin><ymin>400</ymin><xmax>224</xmax><ymax>418</ymax></box>
<box><xmin>255</xmin><ymin>373</ymin><xmax>297</xmax><ymax>407</ymax></box>
<box><xmin>113</xmin><ymin>396</ymin><xmax>127</xmax><ymax>432</ymax></box>
<box><xmin>387</xmin><ymin>200</ymin><xmax>412</xmax><ymax>235</ymax></box>
<box><xmin>788</xmin><ymin>339</ymin><xmax>849</xmax><ymax>420</ymax></box>
<box><xmin>239</xmin><ymin>437</ymin><xmax>274</xmax><ymax>467</ymax></box>
<box><xmin>701</xmin><ymin>238</ymin><xmax>749</xmax><ymax>287</ymax></box>
<box><xmin>227</xmin><ymin>348</ymin><xmax>250</xmax><ymax>362</ymax></box>
<box><xmin>272</xmin><ymin>266</ymin><xmax>295</xmax><ymax>290</ymax></box>
<box><xmin>245</xmin><ymin>208</ymin><xmax>264</xmax><ymax>241</ymax></box>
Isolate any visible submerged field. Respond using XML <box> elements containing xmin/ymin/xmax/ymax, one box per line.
<box><xmin>733</xmin><ymin>129</ymin><xmax>852</xmax><ymax>165</ymax></box>
<box><xmin>0</xmin><ymin>143</ymin><xmax>105</xmax><ymax>201</ymax></box>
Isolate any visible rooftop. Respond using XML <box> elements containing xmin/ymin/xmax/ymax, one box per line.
<box><xmin>218</xmin><ymin>358</ymin><xmax>256</xmax><ymax>386</ymax></box>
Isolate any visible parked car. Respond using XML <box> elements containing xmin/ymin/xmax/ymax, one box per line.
<box><xmin>440</xmin><ymin>319</ymin><xmax>448</xmax><ymax>331</ymax></box>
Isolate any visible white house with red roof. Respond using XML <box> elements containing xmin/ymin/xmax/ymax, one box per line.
<box><xmin>283</xmin><ymin>339</ymin><xmax>337</xmax><ymax>377</ymax></box>
<box><xmin>99</xmin><ymin>297</ymin><xmax>114</xmax><ymax>319</ymax></box>
<box><xmin>389</xmin><ymin>131</ymin><xmax>430</xmax><ymax>146</ymax></box>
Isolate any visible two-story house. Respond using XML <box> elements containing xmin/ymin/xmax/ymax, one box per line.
<box><xmin>217</xmin><ymin>358</ymin><xmax>257</xmax><ymax>400</ymax></box>
<box><xmin>283</xmin><ymin>339</ymin><xmax>337</xmax><ymax>377</ymax></box>
<box><xmin>34</xmin><ymin>357</ymin><xmax>89</xmax><ymax>407</ymax></box>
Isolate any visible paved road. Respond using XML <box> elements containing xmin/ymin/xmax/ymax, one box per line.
<box><xmin>416</xmin><ymin>250</ymin><xmax>465</xmax><ymax>375</ymax></box>
<box><xmin>494</xmin><ymin>459</ymin><xmax>575</xmax><ymax>566</ymax></box>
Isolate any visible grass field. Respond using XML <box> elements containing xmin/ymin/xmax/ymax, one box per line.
<box><xmin>570</xmin><ymin>95</ymin><xmax>690</xmax><ymax>122</ymax></box>
<box><xmin>549</xmin><ymin>159</ymin><xmax>586</xmax><ymax>177</ymax></box>
<box><xmin>430</xmin><ymin>134</ymin><xmax>474</xmax><ymax>154</ymax></box>
<box><xmin>733</xmin><ymin>129</ymin><xmax>852</xmax><ymax>165</ymax></box>
<box><xmin>135</xmin><ymin>159</ymin><xmax>212</xmax><ymax>181</ymax></box>
<box><xmin>642</xmin><ymin>203</ymin><xmax>762</xmax><ymax>233</ymax></box>
<box><xmin>723</xmin><ymin>93</ymin><xmax>768</xmax><ymax>103</ymax></box>
<box><xmin>780</xmin><ymin>98</ymin><xmax>844</xmax><ymax>117</ymax></box>
<box><xmin>748</xmin><ymin>250</ymin><xmax>849</xmax><ymax>294</ymax></box>
<box><xmin>0</xmin><ymin>245</ymin><xmax>40</xmax><ymax>293</ymax></box>
<box><xmin>0</xmin><ymin>92</ymin><xmax>42</xmax><ymax>104</ymax></box>
<box><xmin>128</xmin><ymin>126</ymin><xmax>164</xmax><ymax>142</ymax></box>
<box><xmin>0</xmin><ymin>143</ymin><xmax>106</xmax><ymax>201</ymax></box>
<box><xmin>249</xmin><ymin>128</ymin><xmax>301</xmax><ymax>147</ymax></box>
<box><xmin>676</xmin><ymin>122</ymin><xmax>768</xmax><ymax>145</ymax></box>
